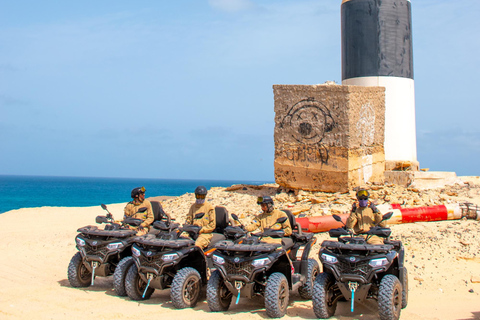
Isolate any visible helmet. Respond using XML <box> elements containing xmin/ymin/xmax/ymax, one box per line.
<box><xmin>356</xmin><ymin>189</ymin><xmax>369</xmax><ymax>200</ymax></box>
<box><xmin>257</xmin><ymin>196</ymin><xmax>274</xmax><ymax>213</ymax></box>
<box><xmin>131</xmin><ymin>186</ymin><xmax>146</xmax><ymax>199</ymax></box>
<box><xmin>257</xmin><ymin>196</ymin><xmax>274</xmax><ymax>205</ymax></box>
<box><xmin>194</xmin><ymin>186</ymin><xmax>207</xmax><ymax>195</ymax></box>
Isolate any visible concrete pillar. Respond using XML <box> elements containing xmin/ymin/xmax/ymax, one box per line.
<box><xmin>273</xmin><ymin>83</ymin><xmax>385</xmax><ymax>192</ymax></box>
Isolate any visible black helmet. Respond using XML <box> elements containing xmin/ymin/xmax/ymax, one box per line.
<box><xmin>194</xmin><ymin>186</ymin><xmax>207</xmax><ymax>195</ymax></box>
<box><xmin>257</xmin><ymin>196</ymin><xmax>274</xmax><ymax>205</ymax></box>
<box><xmin>131</xmin><ymin>186</ymin><xmax>146</xmax><ymax>199</ymax></box>
<box><xmin>356</xmin><ymin>189</ymin><xmax>369</xmax><ymax>200</ymax></box>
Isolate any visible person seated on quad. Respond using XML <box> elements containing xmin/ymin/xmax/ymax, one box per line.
<box><xmin>124</xmin><ymin>186</ymin><xmax>154</xmax><ymax>236</ymax></box>
<box><xmin>185</xmin><ymin>185</ymin><xmax>216</xmax><ymax>249</ymax></box>
<box><xmin>244</xmin><ymin>196</ymin><xmax>292</xmax><ymax>245</ymax></box>
<box><xmin>346</xmin><ymin>188</ymin><xmax>386</xmax><ymax>245</ymax></box>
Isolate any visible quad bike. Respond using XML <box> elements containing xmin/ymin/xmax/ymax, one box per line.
<box><xmin>111</xmin><ymin>201</ymin><xmax>172</xmax><ymax>296</ymax></box>
<box><xmin>67</xmin><ymin>204</ymin><xmax>144</xmax><ymax>290</ymax></box>
<box><xmin>207</xmin><ymin>211</ymin><xmax>319</xmax><ymax>318</ymax></box>
<box><xmin>124</xmin><ymin>206</ymin><xmax>230</xmax><ymax>309</ymax></box>
<box><xmin>68</xmin><ymin>201</ymin><xmax>168</xmax><ymax>295</ymax></box>
<box><xmin>313</xmin><ymin>212</ymin><xmax>408</xmax><ymax>320</ymax></box>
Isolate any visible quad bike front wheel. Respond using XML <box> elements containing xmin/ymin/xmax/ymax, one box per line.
<box><xmin>402</xmin><ymin>267</ymin><xmax>408</xmax><ymax>309</ymax></box>
<box><xmin>113</xmin><ymin>256</ymin><xmax>134</xmax><ymax>296</ymax></box>
<box><xmin>312</xmin><ymin>272</ymin><xmax>337</xmax><ymax>319</ymax></box>
<box><xmin>265</xmin><ymin>272</ymin><xmax>289</xmax><ymax>318</ymax></box>
<box><xmin>171</xmin><ymin>267</ymin><xmax>202</xmax><ymax>309</ymax></box>
<box><xmin>207</xmin><ymin>269</ymin><xmax>232</xmax><ymax>311</ymax></box>
<box><xmin>125</xmin><ymin>263</ymin><xmax>154</xmax><ymax>300</ymax></box>
<box><xmin>298</xmin><ymin>258</ymin><xmax>320</xmax><ymax>299</ymax></box>
<box><xmin>67</xmin><ymin>252</ymin><xmax>91</xmax><ymax>288</ymax></box>
<box><xmin>378</xmin><ymin>274</ymin><xmax>402</xmax><ymax>320</ymax></box>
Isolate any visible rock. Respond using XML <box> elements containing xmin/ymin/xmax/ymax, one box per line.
<box><xmin>414</xmin><ymin>276</ymin><xmax>424</xmax><ymax>281</ymax></box>
<box><xmin>291</xmin><ymin>205</ymin><xmax>311</xmax><ymax>215</ymax></box>
<box><xmin>224</xmin><ymin>185</ymin><xmax>244</xmax><ymax>191</ymax></box>
<box><xmin>310</xmin><ymin>197</ymin><xmax>326</xmax><ymax>204</ymax></box>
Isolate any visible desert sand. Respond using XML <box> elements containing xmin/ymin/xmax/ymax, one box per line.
<box><xmin>1</xmin><ymin>177</ymin><xmax>480</xmax><ymax>320</ymax></box>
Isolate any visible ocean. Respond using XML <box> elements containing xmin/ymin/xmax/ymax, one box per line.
<box><xmin>0</xmin><ymin>175</ymin><xmax>273</xmax><ymax>214</ymax></box>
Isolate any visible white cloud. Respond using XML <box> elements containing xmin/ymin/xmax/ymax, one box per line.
<box><xmin>208</xmin><ymin>0</ymin><xmax>255</xmax><ymax>13</ymax></box>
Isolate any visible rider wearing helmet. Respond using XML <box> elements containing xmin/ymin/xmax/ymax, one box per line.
<box><xmin>346</xmin><ymin>188</ymin><xmax>386</xmax><ymax>245</ymax></box>
<box><xmin>185</xmin><ymin>186</ymin><xmax>216</xmax><ymax>249</ymax></box>
<box><xmin>124</xmin><ymin>186</ymin><xmax>154</xmax><ymax>235</ymax></box>
<box><xmin>244</xmin><ymin>196</ymin><xmax>292</xmax><ymax>244</ymax></box>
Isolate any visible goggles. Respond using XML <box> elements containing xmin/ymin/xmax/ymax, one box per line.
<box><xmin>195</xmin><ymin>194</ymin><xmax>206</xmax><ymax>199</ymax></box>
<box><xmin>356</xmin><ymin>189</ymin><xmax>369</xmax><ymax>200</ymax></box>
<box><xmin>257</xmin><ymin>197</ymin><xmax>265</xmax><ymax>204</ymax></box>
<box><xmin>356</xmin><ymin>190</ymin><xmax>368</xmax><ymax>197</ymax></box>
<box><xmin>140</xmin><ymin>186</ymin><xmax>145</xmax><ymax>193</ymax></box>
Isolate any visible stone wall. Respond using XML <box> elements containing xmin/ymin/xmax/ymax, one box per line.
<box><xmin>273</xmin><ymin>83</ymin><xmax>385</xmax><ymax>192</ymax></box>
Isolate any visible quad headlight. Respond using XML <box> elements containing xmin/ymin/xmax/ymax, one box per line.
<box><xmin>162</xmin><ymin>253</ymin><xmax>179</xmax><ymax>262</ymax></box>
<box><xmin>251</xmin><ymin>257</ymin><xmax>270</xmax><ymax>267</ymax></box>
<box><xmin>212</xmin><ymin>255</ymin><xmax>225</xmax><ymax>265</ymax></box>
<box><xmin>132</xmin><ymin>246</ymin><xmax>141</xmax><ymax>257</ymax></box>
<box><xmin>107</xmin><ymin>242</ymin><xmax>124</xmax><ymax>251</ymax></box>
<box><xmin>321</xmin><ymin>254</ymin><xmax>338</xmax><ymax>264</ymax></box>
<box><xmin>369</xmin><ymin>258</ymin><xmax>389</xmax><ymax>267</ymax></box>
<box><xmin>76</xmin><ymin>237</ymin><xmax>85</xmax><ymax>247</ymax></box>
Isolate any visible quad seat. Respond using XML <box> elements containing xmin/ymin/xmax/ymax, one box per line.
<box><xmin>151</xmin><ymin>201</ymin><xmax>169</xmax><ymax>222</ymax></box>
<box><xmin>210</xmin><ymin>206</ymin><xmax>229</xmax><ymax>246</ymax></box>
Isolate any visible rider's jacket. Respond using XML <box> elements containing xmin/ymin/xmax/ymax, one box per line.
<box><xmin>346</xmin><ymin>203</ymin><xmax>386</xmax><ymax>234</ymax></box>
<box><xmin>124</xmin><ymin>199</ymin><xmax>154</xmax><ymax>228</ymax></box>
<box><xmin>186</xmin><ymin>202</ymin><xmax>216</xmax><ymax>234</ymax></box>
<box><xmin>245</xmin><ymin>209</ymin><xmax>292</xmax><ymax>236</ymax></box>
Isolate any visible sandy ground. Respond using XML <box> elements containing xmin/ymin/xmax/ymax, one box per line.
<box><xmin>1</xmin><ymin>179</ymin><xmax>480</xmax><ymax>319</ymax></box>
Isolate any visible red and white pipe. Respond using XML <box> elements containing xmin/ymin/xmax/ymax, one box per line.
<box><xmin>295</xmin><ymin>203</ymin><xmax>480</xmax><ymax>233</ymax></box>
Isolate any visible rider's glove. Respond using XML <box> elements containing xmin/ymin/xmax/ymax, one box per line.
<box><xmin>351</xmin><ymin>202</ymin><xmax>357</xmax><ymax>212</ymax></box>
<box><xmin>369</xmin><ymin>203</ymin><xmax>378</xmax><ymax>213</ymax></box>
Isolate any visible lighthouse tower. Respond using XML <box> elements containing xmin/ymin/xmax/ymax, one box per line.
<box><xmin>341</xmin><ymin>0</ymin><xmax>417</xmax><ymax>169</ymax></box>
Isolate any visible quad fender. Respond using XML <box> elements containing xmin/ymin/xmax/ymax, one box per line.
<box><xmin>268</xmin><ymin>254</ymin><xmax>292</xmax><ymax>289</ymax></box>
<box><xmin>176</xmin><ymin>248</ymin><xmax>207</xmax><ymax>284</ymax></box>
<box><xmin>383</xmin><ymin>253</ymin><xmax>401</xmax><ymax>281</ymax></box>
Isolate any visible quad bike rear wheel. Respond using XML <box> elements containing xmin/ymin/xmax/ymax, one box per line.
<box><xmin>125</xmin><ymin>263</ymin><xmax>154</xmax><ymax>300</ymax></box>
<box><xmin>378</xmin><ymin>274</ymin><xmax>402</xmax><ymax>320</ymax></box>
<box><xmin>298</xmin><ymin>258</ymin><xmax>319</xmax><ymax>299</ymax></box>
<box><xmin>113</xmin><ymin>256</ymin><xmax>134</xmax><ymax>296</ymax></box>
<box><xmin>67</xmin><ymin>252</ymin><xmax>91</xmax><ymax>288</ymax></box>
<box><xmin>312</xmin><ymin>272</ymin><xmax>337</xmax><ymax>319</ymax></box>
<box><xmin>265</xmin><ymin>272</ymin><xmax>289</xmax><ymax>318</ymax></box>
<box><xmin>171</xmin><ymin>267</ymin><xmax>202</xmax><ymax>309</ymax></box>
<box><xmin>207</xmin><ymin>269</ymin><xmax>232</xmax><ymax>311</ymax></box>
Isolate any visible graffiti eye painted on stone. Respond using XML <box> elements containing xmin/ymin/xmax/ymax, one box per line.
<box><xmin>279</xmin><ymin>98</ymin><xmax>337</xmax><ymax>164</ymax></box>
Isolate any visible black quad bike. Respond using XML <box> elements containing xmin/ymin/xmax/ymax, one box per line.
<box><xmin>207</xmin><ymin>211</ymin><xmax>319</xmax><ymax>318</ymax></box>
<box><xmin>124</xmin><ymin>206</ymin><xmax>230</xmax><ymax>309</ymax></box>
<box><xmin>67</xmin><ymin>204</ymin><xmax>143</xmax><ymax>289</ymax></box>
<box><xmin>68</xmin><ymin>201</ymin><xmax>167</xmax><ymax>294</ymax></box>
<box><xmin>313</xmin><ymin>212</ymin><xmax>408</xmax><ymax>320</ymax></box>
<box><xmin>111</xmin><ymin>201</ymin><xmax>172</xmax><ymax>296</ymax></box>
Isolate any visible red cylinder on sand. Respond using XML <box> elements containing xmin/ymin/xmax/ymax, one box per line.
<box><xmin>295</xmin><ymin>203</ymin><xmax>467</xmax><ymax>233</ymax></box>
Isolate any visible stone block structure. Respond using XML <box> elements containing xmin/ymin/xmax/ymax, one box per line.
<box><xmin>273</xmin><ymin>83</ymin><xmax>385</xmax><ymax>193</ymax></box>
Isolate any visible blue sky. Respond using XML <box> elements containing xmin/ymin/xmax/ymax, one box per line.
<box><xmin>1</xmin><ymin>0</ymin><xmax>479</xmax><ymax>181</ymax></box>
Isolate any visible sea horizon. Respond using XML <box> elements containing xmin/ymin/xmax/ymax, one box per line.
<box><xmin>0</xmin><ymin>174</ymin><xmax>274</xmax><ymax>214</ymax></box>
